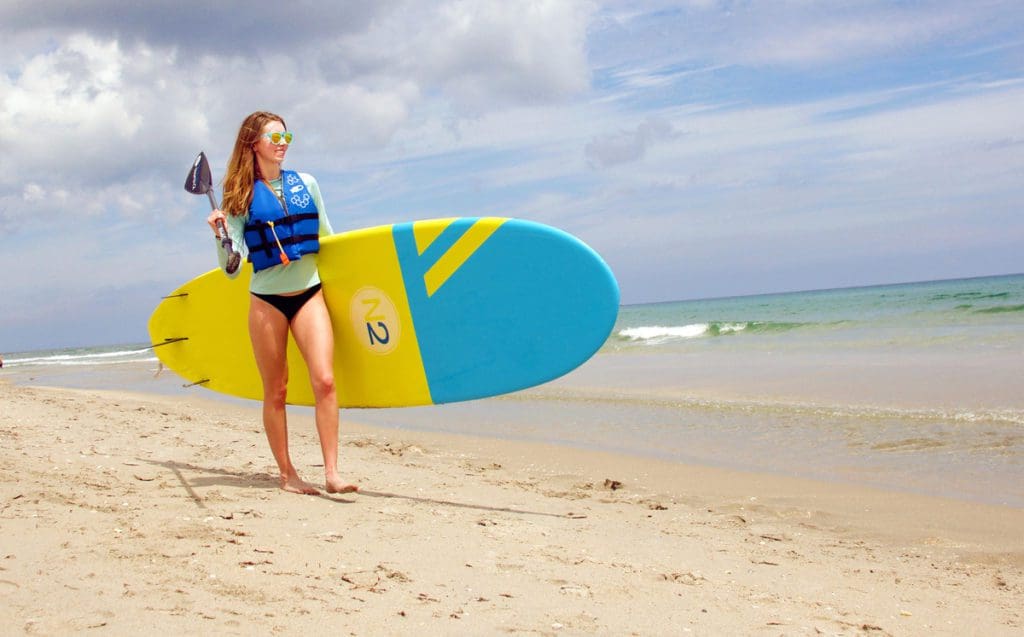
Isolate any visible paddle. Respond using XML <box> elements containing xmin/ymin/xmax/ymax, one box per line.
<box><xmin>185</xmin><ymin>152</ymin><xmax>241</xmax><ymax>274</ymax></box>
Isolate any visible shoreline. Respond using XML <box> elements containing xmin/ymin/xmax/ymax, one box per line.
<box><xmin>6</xmin><ymin>343</ymin><xmax>1024</xmax><ymax>510</ymax></box>
<box><xmin>2</xmin><ymin>381</ymin><xmax>1022</xmax><ymax>634</ymax></box>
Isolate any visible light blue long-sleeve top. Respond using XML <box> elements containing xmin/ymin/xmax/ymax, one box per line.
<box><xmin>214</xmin><ymin>172</ymin><xmax>334</xmax><ymax>295</ymax></box>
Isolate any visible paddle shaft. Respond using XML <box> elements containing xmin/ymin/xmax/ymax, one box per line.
<box><xmin>185</xmin><ymin>151</ymin><xmax>241</xmax><ymax>274</ymax></box>
<box><xmin>204</xmin><ymin>189</ymin><xmax>240</xmax><ymax>273</ymax></box>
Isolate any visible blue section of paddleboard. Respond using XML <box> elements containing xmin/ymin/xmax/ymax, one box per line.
<box><xmin>393</xmin><ymin>218</ymin><xmax>620</xmax><ymax>404</ymax></box>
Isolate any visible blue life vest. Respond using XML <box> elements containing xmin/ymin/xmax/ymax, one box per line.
<box><xmin>243</xmin><ymin>170</ymin><xmax>320</xmax><ymax>272</ymax></box>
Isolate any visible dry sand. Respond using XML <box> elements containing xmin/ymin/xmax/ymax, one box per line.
<box><xmin>1</xmin><ymin>381</ymin><xmax>1021</xmax><ymax>635</ymax></box>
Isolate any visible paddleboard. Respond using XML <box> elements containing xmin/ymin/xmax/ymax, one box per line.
<box><xmin>148</xmin><ymin>217</ymin><xmax>619</xmax><ymax>407</ymax></box>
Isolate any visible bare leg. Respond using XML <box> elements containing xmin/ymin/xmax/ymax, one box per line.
<box><xmin>292</xmin><ymin>290</ymin><xmax>358</xmax><ymax>494</ymax></box>
<box><xmin>249</xmin><ymin>295</ymin><xmax>319</xmax><ymax>495</ymax></box>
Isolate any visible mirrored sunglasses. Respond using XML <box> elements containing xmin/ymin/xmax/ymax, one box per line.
<box><xmin>263</xmin><ymin>131</ymin><xmax>294</xmax><ymax>145</ymax></box>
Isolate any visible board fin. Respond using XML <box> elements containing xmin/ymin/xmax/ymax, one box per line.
<box><xmin>151</xmin><ymin>337</ymin><xmax>188</xmax><ymax>348</ymax></box>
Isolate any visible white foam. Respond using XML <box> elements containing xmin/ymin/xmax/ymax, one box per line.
<box><xmin>6</xmin><ymin>347</ymin><xmax>155</xmax><ymax>367</ymax></box>
<box><xmin>619</xmin><ymin>324</ymin><xmax>709</xmax><ymax>343</ymax></box>
<box><xmin>717</xmin><ymin>322</ymin><xmax>748</xmax><ymax>334</ymax></box>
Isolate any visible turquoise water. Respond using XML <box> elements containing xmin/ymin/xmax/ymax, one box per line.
<box><xmin>609</xmin><ymin>273</ymin><xmax>1024</xmax><ymax>352</ymax></box>
<box><xmin>3</xmin><ymin>274</ymin><xmax>1023</xmax><ymax>506</ymax></box>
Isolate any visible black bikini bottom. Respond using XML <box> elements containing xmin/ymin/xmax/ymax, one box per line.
<box><xmin>252</xmin><ymin>283</ymin><xmax>322</xmax><ymax>323</ymax></box>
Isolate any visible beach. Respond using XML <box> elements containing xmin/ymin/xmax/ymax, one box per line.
<box><xmin>3</xmin><ymin>274</ymin><xmax>1023</xmax><ymax>634</ymax></box>
<box><xmin>1</xmin><ymin>380</ymin><xmax>1022</xmax><ymax>635</ymax></box>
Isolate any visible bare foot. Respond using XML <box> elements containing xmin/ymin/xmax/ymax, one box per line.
<box><xmin>280</xmin><ymin>473</ymin><xmax>320</xmax><ymax>495</ymax></box>
<box><xmin>326</xmin><ymin>475</ymin><xmax>359</xmax><ymax>494</ymax></box>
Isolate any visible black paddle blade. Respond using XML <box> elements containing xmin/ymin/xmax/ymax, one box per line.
<box><xmin>184</xmin><ymin>151</ymin><xmax>213</xmax><ymax>195</ymax></box>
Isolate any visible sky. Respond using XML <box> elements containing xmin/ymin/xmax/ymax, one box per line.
<box><xmin>1</xmin><ymin>0</ymin><xmax>1022</xmax><ymax>352</ymax></box>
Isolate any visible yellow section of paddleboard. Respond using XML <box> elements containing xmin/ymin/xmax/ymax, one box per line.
<box><xmin>413</xmin><ymin>217</ymin><xmax>453</xmax><ymax>254</ymax></box>
<box><xmin>421</xmin><ymin>217</ymin><xmax>504</xmax><ymax>297</ymax></box>
<box><xmin>148</xmin><ymin>227</ymin><xmax>432</xmax><ymax>407</ymax></box>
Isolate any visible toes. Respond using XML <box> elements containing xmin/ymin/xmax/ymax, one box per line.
<box><xmin>326</xmin><ymin>483</ymin><xmax>359</xmax><ymax>494</ymax></box>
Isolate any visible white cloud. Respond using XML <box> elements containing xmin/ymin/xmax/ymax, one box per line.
<box><xmin>1</xmin><ymin>36</ymin><xmax>140</xmax><ymax>173</ymax></box>
<box><xmin>22</xmin><ymin>183</ymin><xmax>46</xmax><ymax>202</ymax></box>
<box><xmin>418</xmin><ymin>0</ymin><xmax>593</xmax><ymax>108</ymax></box>
<box><xmin>585</xmin><ymin>116</ymin><xmax>677</xmax><ymax>168</ymax></box>
<box><xmin>293</xmin><ymin>82</ymin><xmax>418</xmax><ymax>150</ymax></box>
<box><xmin>736</xmin><ymin>8</ymin><xmax>963</xmax><ymax>66</ymax></box>
<box><xmin>0</xmin><ymin>1</ymin><xmax>596</xmax><ymax>224</ymax></box>
<box><xmin>591</xmin><ymin>0</ymin><xmax>1019</xmax><ymax>72</ymax></box>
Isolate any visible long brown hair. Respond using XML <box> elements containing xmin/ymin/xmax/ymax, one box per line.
<box><xmin>221</xmin><ymin>111</ymin><xmax>287</xmax><ymax>216</ymax></box>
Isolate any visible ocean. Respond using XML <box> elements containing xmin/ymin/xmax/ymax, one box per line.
<box><xmin>4</xmin><ymin>273</ymin><xmax>1023</xmax><ymax>507</ymax></box>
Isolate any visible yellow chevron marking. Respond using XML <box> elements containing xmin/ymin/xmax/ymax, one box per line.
<box><xmin>413</xmin><ymin>218</ymin><xmax>456</xmax><ymax>255</ymax></box>
<box><xmin>423</xmin><ymin>218</ymin><xmax>506</xmax><ymax>297</ymax></box>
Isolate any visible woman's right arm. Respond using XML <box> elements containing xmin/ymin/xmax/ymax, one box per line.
<box><xmin>208</xmin><ymin>210</ymin><xmax>245</xmax><ymax>278</ymax></box>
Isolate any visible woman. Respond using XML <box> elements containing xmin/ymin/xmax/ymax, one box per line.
<box><xmin>208</xmin><ymin>111</ymin><xmax>357</xmax><ymax>496</ymax></box>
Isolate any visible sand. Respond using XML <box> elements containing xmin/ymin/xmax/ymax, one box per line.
<box><xmin>1</xmin><ymin>381</ymin><xmax>1021</xmax><ymax>635</ymax></box>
